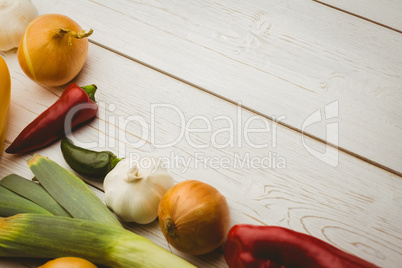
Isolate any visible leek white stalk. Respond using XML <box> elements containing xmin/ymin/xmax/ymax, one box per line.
<box><xmin>0</xmin><ymin>0</ymin><xmax>38</xmax><ymax>51</ymax></box>
<box><xmin>104</xmin><ymin>159</ymin><xmax>175</xmax><ymax>224</ymax></box>
<box><xmin>0</xmin><ymin>214</ymin><xmax>196</xmax><ymax>268</ymax></box>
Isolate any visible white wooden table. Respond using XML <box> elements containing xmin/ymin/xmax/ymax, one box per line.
<box><xmin>1</xmin><ymin>0</ymin><xmax>401</xmax><ymax>267</ymax></box>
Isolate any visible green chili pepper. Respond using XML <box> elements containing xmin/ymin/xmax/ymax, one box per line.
<box><xmin>60</xmin><ymin>137</ymin><xmax>122</xmax><ymax>180</ymax></box>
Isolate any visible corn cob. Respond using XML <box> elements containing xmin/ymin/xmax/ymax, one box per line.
<box><xmin>0</xmin><ymin>186</ymin><xmax>52</xmax><ymax>216</ymax></box>
<box><xmin>0</xmin><ymin>213</ymin><xmax>196</xmax><ymax>268</ymax></box>
<box><xmin>0</xmin><ymin>174</ymin><xmax>70</xmax><ymax>217</ymax></box>
<box><xmin>27</xmin><ymin>154</ymin><xmax>120</xmax><ymax>227</ymax></box>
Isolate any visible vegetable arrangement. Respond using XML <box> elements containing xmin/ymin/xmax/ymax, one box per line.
<box><xmin>0</xmin><ymin>155</ymin><xmax>195</xmax><ymax>268</ymax></box>
<box><xmin>0</xmin><ymin>5</ymin><xmax>380</xmax><ymax>268</ymax></box>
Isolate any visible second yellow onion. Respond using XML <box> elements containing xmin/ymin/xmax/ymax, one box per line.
<box><xmin>39</xmin><ymin>257</ymin><xmax>97</xmax><ymax>268</ymax></box>
<box><xmin>158</xmin><ymin>180</ymin><xmax>230</xmax><ymax>255</ymax></box>
<box><xmin>18</xmin><ymin>14</ymin><xmax>92</xmax><ymax>86</ymax></box>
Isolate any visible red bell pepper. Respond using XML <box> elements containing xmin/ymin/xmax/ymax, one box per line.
<box><xmin>224</xmin><ymin>224</ymin><xmax>379</xmax><ymax>268</ymax></box>
<box><xmin>6</xmin><ymin>83</ymin><xmax>98</xmax><ymax>154</ymax></box>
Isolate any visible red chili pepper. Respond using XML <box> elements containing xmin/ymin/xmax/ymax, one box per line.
<box><xmin>6</xmin><ymin>83</ymin><xmax>98</xmax><ymax>154</ymax></box>
<box><xmin>224</xmin><ymin>224</ymin><xmax>379</xmax><ymax>268</ymax></box>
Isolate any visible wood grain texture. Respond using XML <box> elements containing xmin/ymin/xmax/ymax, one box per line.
<box><xmin>1</xmin><ymin>44</ymin><xmax>401</xmax><ymax>267</ymax></box>
<box><xmin>315</xmin><ymin>0</ymin><xmax>402</xmax><ymax>32</ymax></box>
<box><xmin>30</xmin><ymin>0</ymin><xmax>402</xmax><ymax>174</ymax></box>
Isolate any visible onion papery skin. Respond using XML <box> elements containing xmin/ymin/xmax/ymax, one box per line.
<box><xmin>158</xmin><ymin>180</ymin><xmax>230</xmax><ymax>255</ymax></box>
<box><xmin>18</xmin><ymin>14</ymin><xmax>89</xmax><ymax>86</ymax></box>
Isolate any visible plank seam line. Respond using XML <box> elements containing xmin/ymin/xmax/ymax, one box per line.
<box><xmin>89</xmin><ymin>39</ymin><xmax>402</xmax><ymax>178</ymax></box>
<box><xmin>313</xmin><ymin>0</ymin><xmax>402</xmax><ymax>34</ymax></box>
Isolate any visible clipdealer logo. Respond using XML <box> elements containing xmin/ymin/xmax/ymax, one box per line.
<box><xmin>63</xmin><ymin>101</ymin><xmax>339</xmax><ymax>170</ymax></box>
<box><xmin>301</xmin><ymin>100</ymin><xmax>339</xmax><ymax>167</ymax></box>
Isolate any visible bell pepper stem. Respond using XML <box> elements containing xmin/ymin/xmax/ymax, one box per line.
<box><xmin>81</xmin><ymin>84</ymin><xmax>97</xmax><ymax>102</ymax></box>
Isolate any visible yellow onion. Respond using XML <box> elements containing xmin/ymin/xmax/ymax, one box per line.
<box><xmin>18</xmin><ymin>14</ymin><xmax>93</xmax><ymax>86</ymax></box>
<box><xmin>158</xmin><ymin>180</ymin><xmax>230</xmax><ymax>255</ymax></box>
<box><xmin>39</xmin><ymin>257</ymin><xmax>97</xmax><ymax>268</ymax></box>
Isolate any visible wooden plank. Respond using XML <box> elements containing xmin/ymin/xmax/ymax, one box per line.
<box><xmin>30</xmin><ymin>0</ymin><xmax>402</xmax><ymax>174</ymax></box>
<box><xmin>315</xmin><ymin>0</ymin><xmax>402</xmax><ymax>32</ymax></box>
<box><xmin>1</xmin><ymin>43</ymin><xmax>401</xmax><ymax>267</ymax></box>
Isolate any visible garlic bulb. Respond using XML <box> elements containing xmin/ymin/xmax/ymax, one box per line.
<box><xmin>104</xmin><ymin>158</ymin><xmax>175</xmax><ymax>224</ymax></box>
<box><xmin>0</xmin><ymin>0</ymin><xmax>38</xmax><ymax>51</ymax></box>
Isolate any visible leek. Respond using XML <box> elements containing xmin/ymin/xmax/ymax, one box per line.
<box><xmin>0</xmin><ymin>214</ymin><xmax>195</xmax><ymax>268</ymax></box>
<box><xmin>0</xmin><ymin>186</ymin><xmax>52</xmax><ymax>216</ymax></box>
<box><xmin>0</xmin><ymin>174</ymin><xmax>70</xmax><ymax>217</ymax></box>
<box><xmin>27</xmin><ymin>154</ymin><xmax>120</xmax><ymax>227</ymax></box>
